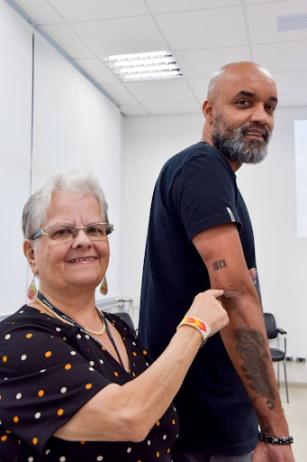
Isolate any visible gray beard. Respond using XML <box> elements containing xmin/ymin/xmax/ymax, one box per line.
<box><xmin>212</xmin><ymin>124</ymin><xmax>271</xmax><ymax>164</ymax></box>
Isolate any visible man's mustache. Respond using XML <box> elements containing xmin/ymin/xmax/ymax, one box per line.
<box><xmin>241</xmin><ymin>123</ymin><xmax>271</xmax><ymax>142</ymax></box>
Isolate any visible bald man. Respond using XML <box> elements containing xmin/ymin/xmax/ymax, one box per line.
<box><xmin>139</xmin><ymin>62</ymin><xmax>294</xmax><ymax>462</ymax></box>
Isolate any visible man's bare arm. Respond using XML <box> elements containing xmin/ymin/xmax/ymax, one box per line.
<box><xmin>193</xmin><ymin>223</ymin><xmax>294</xmax><ymax>460</ymax></box>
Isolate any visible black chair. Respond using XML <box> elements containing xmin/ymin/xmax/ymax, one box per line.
<box><xmin>263</xmin><ymin>312</ymin><xmax>289</xmax><ymax>403</ymax></box>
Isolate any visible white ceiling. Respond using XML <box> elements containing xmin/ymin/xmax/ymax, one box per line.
<box><xmin>9</xmin><ymin>0</ymin><xmax>307</xmax><ymax>116</ymax></box>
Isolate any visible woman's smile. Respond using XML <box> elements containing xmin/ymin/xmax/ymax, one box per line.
<box><xmin>66</xmin><ymin>255</ymin><xmax>99</xmax><ymax>264</ymax></box>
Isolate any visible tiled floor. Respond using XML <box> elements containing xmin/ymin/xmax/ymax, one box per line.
<box><xmin>280</xmin><ymin>384</ymin><xmax>307</xmax><ymax>461</ymax></box>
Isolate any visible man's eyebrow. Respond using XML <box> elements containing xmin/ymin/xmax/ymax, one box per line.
<box><xmin>267</xmin><ymin>96</ymin><xmax>278</xmax><ymax>105</ymax></box>
<box><xmin>233</xmin><ymin>90</ymin><xmax>255</xmax><ymax>100</ymax></box>
<box><xmin>232</xmin><ymin>91</ymin><xmax>278</xmax><ymax>104</ymax></box>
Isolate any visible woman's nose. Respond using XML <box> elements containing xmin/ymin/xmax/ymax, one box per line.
<box><xmin>71</xmin><ymin>229</ymin><xmax>92</xmax><ymax>247</ymax></box>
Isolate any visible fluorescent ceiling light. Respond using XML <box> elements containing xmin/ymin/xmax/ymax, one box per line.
<box><xmin>105</xmin><ymin>51</ymin><xmax>183</xmax><ymax>82</ymax></box>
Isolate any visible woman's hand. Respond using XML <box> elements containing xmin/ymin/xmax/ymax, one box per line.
<box><xmin>185</xmin><ymin>289</ymin><xmax>229</xmax><ymax>336</ymax></box>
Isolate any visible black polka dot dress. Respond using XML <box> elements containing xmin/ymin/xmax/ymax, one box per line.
<box><xmin>0</xmin><ymin>306</ymin><xmax>179</xmax><ymax>462</ymax></box>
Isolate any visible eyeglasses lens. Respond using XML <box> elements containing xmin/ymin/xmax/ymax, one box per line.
<box><xmin>47</xmin><ymin>224</ymin><xmax>112</xmax><ymax>242</ymax></box>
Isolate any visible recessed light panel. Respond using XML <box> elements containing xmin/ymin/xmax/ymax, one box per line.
<box><xmin>105</xmin><ymin>51</ymin><xmax>183</xmax><ymax>82</ymax></box>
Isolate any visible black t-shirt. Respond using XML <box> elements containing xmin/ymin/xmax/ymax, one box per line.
<box><xmin>0</xmin><ymin>307</ymin><xmax>179</xmax><ymax>461</ymax></box>
<box><xmin>139</xmin><ymin>142</ymin><xmax>258</xmax><ymax>456</ymax></box>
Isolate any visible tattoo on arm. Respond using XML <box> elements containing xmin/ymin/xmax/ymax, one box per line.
<box><xmin>235</xmin><ymin>329</ymin><xmax>276</xmax><ymax>410</ymax></box>
<box><xmin>212</xmin><ymin>260</ymin><xmax>227</xmax><ymax>271</ymax></box>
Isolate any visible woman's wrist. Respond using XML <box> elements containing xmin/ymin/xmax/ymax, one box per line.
<box><xmin>177</xmin><ymin>316</ymin><xmax>211</xmax><ymax>345</ymax></box>
<box><xmin>174</xmin><ymin>322</ymin><xmax>202</xmax><ymax>345</ymax></box>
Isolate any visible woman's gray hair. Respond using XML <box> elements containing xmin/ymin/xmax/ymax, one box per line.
<box><xmin>22</xmin><ymin>170</ymin><xmax>109</xmax><ymax>239</ymax></box>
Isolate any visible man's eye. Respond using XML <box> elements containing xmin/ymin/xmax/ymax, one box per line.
<box><xmin>236</xmin><ymin>99</ymin><xmax>250</xmax><ymax>107</ymax></box>
<box><xmin>266</xmin><ymin>105</ymin><xmax>276</xmax><ymax>114</ymax></box>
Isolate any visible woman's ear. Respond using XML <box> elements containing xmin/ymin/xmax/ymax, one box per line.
<box><xmin>23</xmin><ymin>240</ymin><xmax>37</xmax><ymax>273</ymax></box>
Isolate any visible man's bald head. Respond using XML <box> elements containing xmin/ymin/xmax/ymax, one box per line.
<box><xmin>207</xmin><ymin>61</ymin><xmax>274</xmax><ymax>101</ymax></box>
<box><xmin>207</xmin><ymin>61</ymin><xmax>274</xmax><ymax>97</ymax></box>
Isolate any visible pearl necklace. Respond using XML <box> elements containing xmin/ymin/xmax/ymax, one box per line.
<box><xmin>35</xmin><ymin>297</ymin><xmax>106</xmax><ymax>336</ymax></box>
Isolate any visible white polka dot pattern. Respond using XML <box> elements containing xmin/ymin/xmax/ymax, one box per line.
<box><xmin>0</xmin><ymin>308</ymin><xmax>178</xmax><ymax>461</ymax></box>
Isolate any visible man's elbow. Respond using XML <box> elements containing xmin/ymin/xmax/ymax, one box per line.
<box><xmin>221</xmin><ymin>285</ymin><xmax>260</xmax><ymax>315</ymax></box>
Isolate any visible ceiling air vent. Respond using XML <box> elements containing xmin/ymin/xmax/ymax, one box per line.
<box><xmin>277</xmin><ymin>13</ymin><xmax>307</xmax><ymax>32</ymax></box>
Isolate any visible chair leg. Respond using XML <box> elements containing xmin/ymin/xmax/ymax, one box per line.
<box><xmin>283</xmin><ymin>360</ymin><xmax>289</xmax><ymax>403</ymax></box>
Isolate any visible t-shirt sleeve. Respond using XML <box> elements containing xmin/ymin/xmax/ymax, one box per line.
<box><xmin>171</xmin><ymin>154</ymin><xmax>241</xmax><ymax>240</ymax></box>
<box><xmin>0</xmin><ymin>324</ymin><xmax>110</xmax><ymax>454</ymax></box>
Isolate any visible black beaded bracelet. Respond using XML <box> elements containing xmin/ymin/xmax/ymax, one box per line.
<box><xmin>258</xmin><ymin>432</ymin><xmax>294</xmax><ymax>445</ymax></box>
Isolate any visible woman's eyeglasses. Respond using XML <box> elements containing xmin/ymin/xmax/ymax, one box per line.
<box><xmin>31</xmin><ymin>223</ymin><xmax>114</xmax><ymax>243</ymax></box>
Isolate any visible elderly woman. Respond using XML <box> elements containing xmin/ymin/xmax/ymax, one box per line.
<box><xmin>0</xmin><ymin>171</ymin><xmax>228</xmax><ymax>462</ymax></box>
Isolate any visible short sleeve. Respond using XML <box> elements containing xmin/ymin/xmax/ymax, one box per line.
<box><xmin>171</xmin><ymin>152</ymin><xmax>241</xmax><ymax>240</ymax></box>
<box><xmin>0</xmin><ymin>323</ymin><xmax>110</xmax><ymax>454</ymax></box>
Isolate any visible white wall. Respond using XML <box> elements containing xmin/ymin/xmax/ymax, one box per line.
<box><xmin>122</xmin><ymin>108</ymin><xmax>307</xmax><ymax>383</ymax></box>
<box><xmin>0</xmin><ymin>3</ymin><xmax>122</xmax><ymax>313</ymax></box>
<box><xmin>0</xmin><ymin>1</ymin><xmax>32</xmax><ymax>312</ymax></box>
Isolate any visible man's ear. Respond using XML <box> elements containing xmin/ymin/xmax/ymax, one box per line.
<box><xmin>202</xmin><ymin>99</ymin><xmax>213</xmax><ymax>124</ymax></box>
<box><xmin>23</xmin><ymin>240</ymin><xmax>38</xmax><ymax>273</ymax></box>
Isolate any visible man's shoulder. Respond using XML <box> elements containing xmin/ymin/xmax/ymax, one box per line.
<box><xmin>158</xmin><ymin>142</ymin><xmax>231</xmax><ymax>186</ymax></box>
<box><xmin>167</xmin><ymin>141</ymin><xmax>216</xmax><ymax>166</ymax></box>
<box><xmin>158</xmin><ymin>142</ymin><xmax>215</xmax><ymax>179</ymax></box>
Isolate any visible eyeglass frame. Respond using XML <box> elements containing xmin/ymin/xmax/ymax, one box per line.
<box><xmin>30</xmin><ymin>222</ymin><xmax>114</xmax><ymax>241</ymax></box>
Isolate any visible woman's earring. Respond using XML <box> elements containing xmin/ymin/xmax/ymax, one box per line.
<box><xmin>27</xmin><ymin>274</ymin><xmax>38</xmax><ymax>301</ymax></box>
<box><xmin>100</xmin><ymin>277</ymin><xmax>108</xmax><ymax>295</ymax></box>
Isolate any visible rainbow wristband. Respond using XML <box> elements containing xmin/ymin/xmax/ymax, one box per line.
<box><xmin>177</xmin><ymin>316</ymin><xmax>211</xmax><ymax>345</ymax></box>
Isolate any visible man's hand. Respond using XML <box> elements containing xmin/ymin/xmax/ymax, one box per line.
<box><xmin>252</xmin><ymin>442</ymin><xmax>295</xmax><ymax>461</ymax></box>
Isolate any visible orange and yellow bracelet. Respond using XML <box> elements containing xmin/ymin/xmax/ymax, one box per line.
<box><xmin>177</xmin><ymin>316</ymin><xmax>211</xmax><ymax>345</ymax></box>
